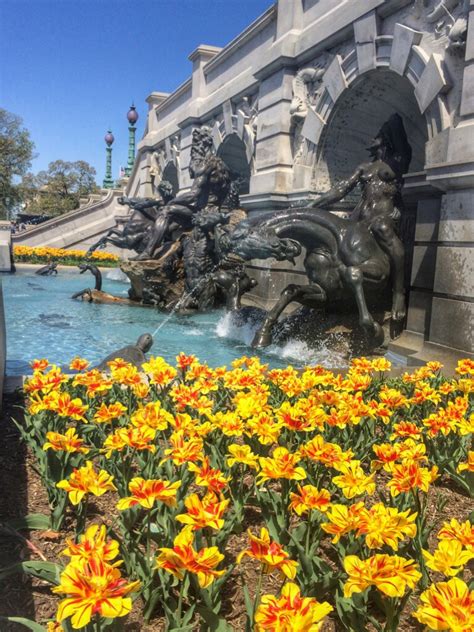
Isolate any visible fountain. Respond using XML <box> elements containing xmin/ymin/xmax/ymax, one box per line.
<box><xmin>82</xmin><ymin>113</ymin><xmax>413</xmax><ymax>362</ymax></box>
<box><xmin>87</xmin><ymin>126</ymin><xmax>255</xmax><ymax>314</ymax></box>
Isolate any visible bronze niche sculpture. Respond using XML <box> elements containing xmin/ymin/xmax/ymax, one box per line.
<box><xmin>136</xmin><ymin>126</ymin><xmax>232</xmax><ymax>261</ymax></box>
<box><xmin>221</xmin><ymin>113</ymin><xmax>412</xmax><ymax>347</ymax></box>
<box><xmin>113</xmin><ymin>126</ymin><xmax>256</xmax><ymax>312</ymax></box>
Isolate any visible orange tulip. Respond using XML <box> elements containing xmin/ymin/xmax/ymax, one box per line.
<box><xmin>53</xmin><ymin>558</ymin><xmax>139</xmax><ymax>629</ymax></box>
<box><xmin>57</xmin><ymin>461</ymin><xmax>116</xmax><ymax>505</ymax></box>
<box><xmin>117</xmin><ymin>477</ymin><xmax>181</xmax><ymax>510</ymax></box>
<box><xmin>156</xmin><ymin>526</ymin><xmax>224</xmax><ymax>588</ymax></box>
<box><xmin>176</xmin><ymin>492</ymin><xmax>229</xmax><ymax>531</ymax></box>
<box><xmin>237</xmin><ymin>527</ymin><xmax>298</xmax><ymax>579</ymax></box>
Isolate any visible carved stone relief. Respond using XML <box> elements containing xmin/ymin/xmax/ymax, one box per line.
<box><xmin>235</xmin><ymin>94</ymin><xmax>259</xmax><ymax>173</ymax></box>
<box><xmin>290</xmin><ymin>65</ymin><xmax>326</xmax><ymax>165</ymax></box>
<box><xmin>415</xmin><ymin>0</ymin><xmax>469</xmax><ymax>52</ymax></box>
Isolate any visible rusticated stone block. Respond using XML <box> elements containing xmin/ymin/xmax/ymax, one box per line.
<box><xmin>430</xmin><ymin>297</ymin><xmax>474</xmax><ymax>353</ymax></box>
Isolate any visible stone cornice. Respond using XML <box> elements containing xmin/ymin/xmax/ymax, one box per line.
<box><xmin>188</xmin><ymin>44</ymin><xmax>222</xmax><ymax>62</ymax></box>
<box><xmin>146</xmin><ymin>92</ymin><xmax>170</xmax><ymax>105</ymax></box>
<box><xmin>154</xmin><ymin>78</ymin><xmax>192</xmax><ymax>115</ymax></box>
<box><xmin>203</xmin><ymin>4</ymin><xmax>277</xmax><ymax>77</ymax></box>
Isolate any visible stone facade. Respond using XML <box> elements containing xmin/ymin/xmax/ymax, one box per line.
<box><xmin>123</xmin><ymin>0</ymin><xmax>473</xmax><ymax>360</ymax></box>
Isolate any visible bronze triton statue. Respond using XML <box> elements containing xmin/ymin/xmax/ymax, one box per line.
<box><xmin>86</xmin><ymin>181</ymin><xmax>174</xmax><ymax>257</ymax></box>
<box><xmin>221</xmin><ymin>114</ymin><xmax>412</xmax><ymax>347</ymax></box>
<box><xmin>135</xmin><ymin>126</ymin><xmax>231</xmax><ymax>261</ymax></box>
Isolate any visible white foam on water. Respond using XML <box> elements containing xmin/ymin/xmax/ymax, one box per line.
<box><xmin>187</xmin><ymin>328</ymin><xmax>204</xmax><ymax>336</ymax></box>
<box><xmin>215</xmin><ymin>312</ymin><xmax>349</xmax><ymax>368</ymax></box>
<box><xmin>272</xmin><ymin>338</ymin><xmax>348</xmax><ymax>369</ymax></box>
<box><xmin>215</xmin><ymin>312</ymin><xmax>259</xmax><ymax>346</ymax></box>
<box><xmin>106</xmin><ymin>268</ymin><xmax>130</xmax><ymax>283</ymax></box>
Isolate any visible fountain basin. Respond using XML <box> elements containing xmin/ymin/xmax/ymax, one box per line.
<box><xmin>3</xmin><ymin>270</ymin><xmax>351</xmax><ymax>375</ymax></box>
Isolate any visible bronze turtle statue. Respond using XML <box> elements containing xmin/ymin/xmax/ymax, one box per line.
<box><xmin>96</xmin><ymin>333</ymin><xmax>154</xmax><ymax>371</ymax></box>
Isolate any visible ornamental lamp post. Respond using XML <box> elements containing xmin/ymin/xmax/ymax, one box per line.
<box><xmin>125</xmin><ymin>104</ymin><xmax>139</xmax><ymax>177</ymax></box>
<box><xmin>102</xmin><ymin>130</ymin><xmax>115</xmax><ymax>189</ymax></box>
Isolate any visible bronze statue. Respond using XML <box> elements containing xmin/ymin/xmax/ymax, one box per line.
<box><xmin>96</xmin><ymin>333</ymin><xmax>154</xmax><ymax>371</ymax></box>
<box><xmin>135</xmin><ymin>127</ymin><xmax>231</xmax><ymax>261</ymax></box>
<box><xmin>71</xmin><ymin>263</ymin><xmax>102</xmax><ymax>300</ymax></box>
<box><xmin>36</xmin><ymin>262</ymin><xmax>58</xmax><ymax>276</ymax></box>
<box><xmin>309</xmin><ymin>113</ymin><xmax>411</xmax><ymax>322</ymax></box>
<box><xmin>86</xmin><ymin>181</ymin><xmax>174</xmax><ymax>256</ymax></box>
<box><xmin>222</xmin><ymin>114</ymin><xmax>412</xmax><ymax>347</ymax></box>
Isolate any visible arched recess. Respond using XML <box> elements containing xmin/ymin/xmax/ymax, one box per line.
<box><xmin>216</xmin><ymin>133</ymin><xmax>251</xmax><ymax>194</ymax></box>
<box><xmin>315</xmin><ymin>69</ymin><xmax>428</xmax><ymax>191</ymax></box>
<box><xmin>314</xmin><ymin>68</ymin><xmax>432</xmax><ymax>312</ymax></box>
<box><xmin>162</xmin><ymin>161</ymin><xmax>179</xmax><ymax>196</ymax></box>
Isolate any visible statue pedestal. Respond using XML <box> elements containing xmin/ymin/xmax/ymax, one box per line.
<box><xmin>121</xmin><ymin>251</ymin><xmax>184</xmax><ymax>310</ymax></box>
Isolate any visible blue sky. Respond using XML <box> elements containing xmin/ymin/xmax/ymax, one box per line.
<box><xmin>1</xmin><ymin>0</ymin><xmax>273</xmax><ymax>184</ymax></box>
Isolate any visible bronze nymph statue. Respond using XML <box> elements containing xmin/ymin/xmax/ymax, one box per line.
<box><xmin>309</xmin><ymin>113</ymin><xmax>411</xmax><ymax>322</ymax></box>
<box><xmin>86</xmin><ymin>181</ymin><xmax>174</xmax><ymax>257</ymax></box>
<box><xmin>222</xmin><ymin>114</ymin><xmax>412</xmax><ymax>347</ymax></box>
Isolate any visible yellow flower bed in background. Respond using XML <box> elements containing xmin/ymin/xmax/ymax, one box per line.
<box><xmin>13</xmin><ymin>245</ymin><xmax>119</xmax><ymax>266</ymax></box>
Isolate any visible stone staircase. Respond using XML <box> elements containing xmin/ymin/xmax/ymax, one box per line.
<box><xmin>12</xmin><ymin>189</ymin><xmax>128</xmax><ymax>254</ymax></box>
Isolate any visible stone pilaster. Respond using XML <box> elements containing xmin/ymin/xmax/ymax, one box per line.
<box><xmin>188</xmin><ymin>45</ymin><xmax>222</xmax><ymax>100</ymax></box>
<box><xmin>249</xmin><ymin>67</ymin><xmax>295</xmax><ymax>203</ymax></box>
<box><xmin>276</xmin><ymin>0</ymin><xmax>303</xmax><ymax>39</ymax></box>
<box><xmin>428</xmin><ymin>190</ymin><xmax>474</xmax><ymax>353</ymax></box>
<box><xmin>460</xmin><ymin>0</ymin><xmax>474</xmax><ymax>116</ymax></box>
<box><xmin>145</xmin><ymin>92</ymin><xmax>169</xmax><ymax>134</ymax></box>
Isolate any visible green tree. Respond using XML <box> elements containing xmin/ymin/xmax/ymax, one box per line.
<box><xmin>24</xmin><ymin>159</ymin><xmax>99</xmax><ymax>217</ymax></box>
<box><xmin>0</xmin><ymin>108</ymin><xmax>36</xmax><ymax>219</ymax></box>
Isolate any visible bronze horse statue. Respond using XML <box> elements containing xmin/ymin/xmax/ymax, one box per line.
<box><xmin>222</xmin><ymin>113</ymin><xmax>411</xmax><ymax>348</ymax></box>
<box><xmin>222</xmin><ymin>208</ymin><xmax>391</xmax><ymax>347</ymax></box>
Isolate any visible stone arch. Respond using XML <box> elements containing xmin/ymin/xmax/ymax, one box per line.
<box><xmin>294</xmin><ymin>25</ymin><xmax>451</xmax><ymax>188</ymax></box>
<box><xmin>216</xmin><ymin>132</ymin><xmax>251</xmax><ymax>194</ymax></box>
<box><xmin>315</xmin><ymin>69</ymin><xmax>428</xmax><ymax>191</ymax></box>
<box><xmin>162</xmin><ymin>161</ymin><xmax>179</xmax><ymax>196</ymax></box>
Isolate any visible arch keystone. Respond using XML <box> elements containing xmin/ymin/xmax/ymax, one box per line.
<box><xmin>222</xmin><ymin>100</ymin><xmax>234</xmax><ymax>136</ymax></box>
<box><xmin>354</xmin><ymin>11</ymin><xmax>379</xmax><ymax>74</ymax></box>
<box><xmin>301</xmin><ymin>108</ymin><xmax>325</xmax><ymax>147</ymax></box>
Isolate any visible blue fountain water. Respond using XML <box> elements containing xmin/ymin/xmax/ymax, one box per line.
<box><xmin>3</xmin><ymin>269</ymin><xmax>348</xmax><ymax>375</ymax></box>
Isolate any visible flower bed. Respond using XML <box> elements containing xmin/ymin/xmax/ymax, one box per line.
<box><xmin>4</xmin><ymin>355</ymin><xmax>473</xmax><ymax>631</ymax></box>
<box><xmin>13</xmin><ymin>245</ymin><xmax>119</xmax><ymax>267</ymax></box>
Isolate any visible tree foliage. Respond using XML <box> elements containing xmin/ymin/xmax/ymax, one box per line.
<box><xmin>24</xmin><ymin>159</ymin><xmax>99</xmax><ymax>217</ymax></box>
<box><xmin>0</xmin><ymin>108</ymin><xmax>36</xmax><ymax>219</ymax></box>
